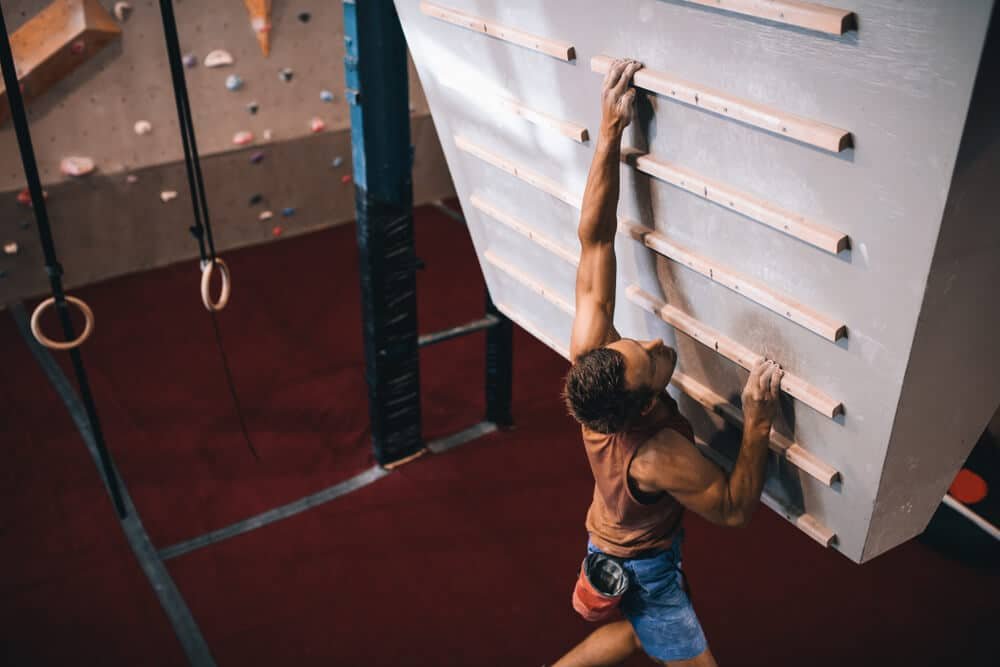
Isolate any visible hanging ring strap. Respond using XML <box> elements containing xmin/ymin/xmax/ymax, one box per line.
<box><xmin>30</xmin><ymin>295</ymin><xmax>95</xmax><ymax>351</ymax></box>
<box><xmin>200</xmin><ymin>258</ymin><xmax>231</xmax><ymax>312</ymax></box>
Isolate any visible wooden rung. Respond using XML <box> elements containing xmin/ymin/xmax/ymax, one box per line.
<box><xmin>470</xmin><ymin>194</ymin><xmax>580</xmax><ymax>267</ymax></box>
<box><xmin>484</xmin><ymin>250</ymin><xmax>575</xmax><ymax>316</ymax></box>
<box><xmin>671</xmin><ymin>371</ymin><xmax>840</xmax><ymax>486</ymax></box>
<box><xmin>678</xmin><ymin>0</ymin><xmax>855</xmax><ymax>36</ymax></box>
<box><xmin>455</xmin><ymin>136</ymin><xmax>581</xmax><ymax>208</ymax></box>
<box><xmin>499</xmin><ymin>98</ymin><xmax>589</xmax><ymax>143</ymax></box>
<box><xmin>626</xmin><ymin>285</ymin><xmax>843</xmax><ymax>418</ymax></box>
<box><xmin>696</xmin><ymin>438</ymin><xmax>836</xmax><ymax>547</ymax></box>
<box><xmin>626</xmin><ymin>220</ymin><xmax>846</xmax><ymax>341</ymax></box>
<box><xmin>493</xmin><ymin>301</ymin><xmax>570</xmax><ymax>360</ymax></box>
<box><xmin>592</xmin><ymin>55</ymin><xmax>851</xmax><ymax>153</ymax></box>
<box><xmin>420</xmin><ymin>2</ymin><xmax>575</xmax><ymax>61</ymax></box>
<box><xmin>626</xmin><ymin>151</ymin><xmax>848</xmax><ymax>254</ymax></box>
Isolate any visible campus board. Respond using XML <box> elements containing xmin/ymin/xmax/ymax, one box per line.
<box><xmin>395</xmin><ymin>0</ymin><xmax>999</xmax><ymax>562</ymax></box>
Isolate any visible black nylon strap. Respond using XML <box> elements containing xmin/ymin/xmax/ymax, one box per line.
<box><xmin>157</xmin><ymin>0</ymin><xmax>258</xmax><ymax>461</ymax></box>
<box><xmin>0</xmin><ymin>5</ymin><xmax>127</xmax><ymax>518</ymax></box>
<box><xmin>157</xmin><ymin>0</ymin><xmax>215</xmax><ymax>261</ymax></box>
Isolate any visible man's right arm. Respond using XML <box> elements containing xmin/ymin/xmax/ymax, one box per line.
<box><xmin>632</xmin><ymin>360</ymin><xmax>783</xmax><ymax>527</ymax></box>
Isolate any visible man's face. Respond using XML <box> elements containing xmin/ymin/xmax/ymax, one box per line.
<box><xmin>606</xmin><ymin>338</ymin><xmax>677</xmax><ymax>395</ymax></box>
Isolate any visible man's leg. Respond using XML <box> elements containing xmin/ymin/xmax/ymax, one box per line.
<box><xmin>655</xmin><ymin>646</ymin><xmax>718</xmax><ymax>667</ymax></box>
<box><xmin>552</xmin><ymin>620</ymin><xmax>641</xmax><ymax>667</ymax></box>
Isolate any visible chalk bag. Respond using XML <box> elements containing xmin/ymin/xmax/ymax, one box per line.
<box><xmin>572</xmin><ymin>552</ymin><xmax>629</xmax><ymax>622</ymax></box>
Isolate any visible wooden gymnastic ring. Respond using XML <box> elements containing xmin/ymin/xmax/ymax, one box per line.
<box><xmin>200</xmin><ymin>258</ymin><xmax>231</xmax><ymax>312</ymax></box>
<box><xmin>30</xmin><ymin>295</ymin><xmax>95</xmax><ymax>351</ymax></box>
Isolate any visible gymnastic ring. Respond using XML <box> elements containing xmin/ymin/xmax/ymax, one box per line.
<box><xmin>30</xmin><ymin>295</ymin><xmax>95</xmax><ymax>351</ymax></box>
<box><xmin>200</xmin><ymin>257</ymin><xmax>231</xmax><ymax>312</ymax></box>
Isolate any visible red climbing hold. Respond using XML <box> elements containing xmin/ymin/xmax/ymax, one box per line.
<box><xmin>949</xmin><ymin>468</ymin><xmax>988</xmax><ymax>505</ymax></box>
<box><xmin>272</xmin><ymin>225</ymin><xmax>283</xmax><ymax>237</ymax></box>
<box><xmin>341</xmin><ymin>175</ymin><xmax>352</xmax><ymax>184</ymax></box>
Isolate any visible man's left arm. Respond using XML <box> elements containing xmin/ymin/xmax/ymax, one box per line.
<box><xmin>569</xmin><ymin>59</ymin><xmax>642</xmax><ymax>362</ymax></box>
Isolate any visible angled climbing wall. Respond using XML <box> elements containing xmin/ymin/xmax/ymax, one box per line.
<box><xmin>396</xmin><ymin>0</ymin><xmax>1000</xmax><ymax>562</ymax></box>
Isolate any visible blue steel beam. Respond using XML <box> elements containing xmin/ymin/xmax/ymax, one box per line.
<box><xmin>343</xmin><ymin>0</ymin><xmax>423</xmax><ymax>465</ymax></box>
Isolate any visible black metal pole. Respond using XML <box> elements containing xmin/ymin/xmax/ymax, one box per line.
<box><xmin>343</xmin><ymin>0</ymin><xmax>423</xmax><ymax>466</ymax></box>
<box><xmin>0</xmin><ymin>4</ymin><xmax>126</xmax><ymax>517</ymax></box>
<box><xmin>485</xmin><ymin>291</ymin><xmax>513</xmax><ymax>428</ymax></box>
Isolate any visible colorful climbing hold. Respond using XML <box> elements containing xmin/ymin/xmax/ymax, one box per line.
<box><xmin>247</xmin><ymin>101</ymin><xmax>259</xmax><ymax>114</ymax></box>
<box><xmin>183</xmin><ymin>53</ymin><xmax>198</xmax><ymax>68</ymax></box>
<box><xmin>332</xmin><ymin>156</ymin><xmax>344</xmax><ymax>168</ymax></box>
<box><xmin>225</xmin><ymin>74</ymin><xmax>244</xmax><ymax>91</ymax></box>
<box><xmin>60</xmin><ymin>156</ymin><xmax>96</xmax><ymax>177</ymax></box>
<box><xmin>17</xmin><ymin>188</ymin><xmax>46</xmax><ymax>206</ymax></box>
<box><xmin>341</xmin><ymin>175</ymin><xmax>352</xmax><ymax>184</ymax></box>
<box><xmin>3</xmin><ymin>242</ymin><xmax>18</xmax><ymax>255</ymax></box>
<box><xmin>281</xmin><ymin>207</ymin><xmax>295</xmax><ymax>217</ymax></box>
<box><xmin>320</xmin><ymin>89</ymin><xmax>335</xmax><ymax>102</ymax></box>
<box><xmin>249</xmin><ymin>194</ymin><xmax>263</xmax><ymax>206</ymax></box>
<box><xmin>259</xmin><ymin>210</ymin><xmax>274</xmax><ymax>221</ymax></box>
<box><xmin>278</xmin><ymin>67</ymin><xmax>294</xmax><ymax>82</ymax></box>
<box><xmin>161</xmin><ymin>190</ymin><xmax>178</xmax><ymax>203</ymax></box>
<box><xmin>126</xmin><ymin>174</ymin><xmax>139</xmax><ymax>184</ymax></box>
<box><xmin>298</xmin><ymin>12</ymin><xmax>311</xmax><ymax>23</ymax></box>
<box><xmin>262</xmin><ymin>129</ymin><xmax>274</xmax><ymax>141</ymax></box>
<box><xmin>204</xmin><ymin>50</ymin><xmax>234</xmax><ymax>68</ymax></box>
<box><xmin>134</xmin><ymin>120</ymin><xmax>152</xmax><ymax>135</ymax></box>
<box><xmin>233</xmin><ymin>131</ymin><xmax>255</xmax><ymax>146</ymax></box>
<box><xmin>113</xmin><ymin>2</ymin><xmax>133</xmax><ymax>22</ymax></box>
<box><xmin>310</xmin><ymin>117</ymin><xmax>326</xmax><ymax>133</ymax></box>
<box><xmin>71</xmin><ymin>40</ymin><xmax>86</xmax><ymax>55</ymax></box>
<box><xmin>950</xmin><ymin>469</ymin><xmax>989</xmax><ymax>505</ymax></box>
<box><xmin>272</xmin><ymin>226</ymin><xmax>283</xmax><ymax>237</ymax></box>
<box><xmin>250</xmin><ymin>151</ymin><xmax>265</xmax><ymax>164</ymax></box>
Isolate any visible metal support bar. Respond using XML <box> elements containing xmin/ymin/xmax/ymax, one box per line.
<box><xmin>941</xmin><ymin>494</ymin><xmax>1000</xmax><ymax>541</ymax></box>
<box><xmin>343</xmin><ymin>0</ymin><xmax>423</xmax><ymax>466</ymax></box>
<box><xmin>485</xmin><ymin>290</ymin><xmax>513</xmax><ymax>427</ymax></box>
<box><xmin>419</xmin><ymin>315</ymin><xmax>501</xmax><ymax>348</ymax></box>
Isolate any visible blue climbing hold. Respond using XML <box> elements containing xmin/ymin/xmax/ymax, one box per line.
<box><xmin>320</xmin><ymin>89</ymin><xmax>335</xmax><ymax>102</ymax></box>
<box><xmin>282</xmin><ymin>207</ymin><xmax>296</xmax><ymax>217</ymax></box>
<box><xmin>226</xmin><ymin>74</ymin><xmax>243</xmax><ymax>91</ymax></box>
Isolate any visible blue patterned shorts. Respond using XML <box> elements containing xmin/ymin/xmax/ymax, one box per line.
<box><xmin>587</xmin><ymin>529</ymin><xmax>708</xmax><ymax>662</ymax></box>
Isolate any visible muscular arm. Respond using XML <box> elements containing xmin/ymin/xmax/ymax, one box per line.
<box><xmin>569</xmin><ymin>59</ymin><xmax>641</xmax><ymax>362</ymax></box>
<box><xmin>631</xmin><ymin>360</ymin><xmax>784</xmax><ymax>527</ymax></box>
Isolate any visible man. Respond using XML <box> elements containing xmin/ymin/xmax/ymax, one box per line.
<box><xmin>552</xmin><ymin>59</ymin><xmax>784</xmax><ymax>667</ymax></box>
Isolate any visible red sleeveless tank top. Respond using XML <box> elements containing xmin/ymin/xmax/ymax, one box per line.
<box><xmin>582</xmin><ymin>392</ymin><xmax>693</xmax><ymax>558</ymax></box>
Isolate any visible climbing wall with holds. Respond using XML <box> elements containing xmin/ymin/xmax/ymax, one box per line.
<box><xmin>395</xmin><ymin>0</ymin><xmax>1000</xmax><ymax>562</ymax></box>
<box><xmin>0</xmin><ymin>1</ymin><xmax>453</xmax><ymax>303</ymax></box>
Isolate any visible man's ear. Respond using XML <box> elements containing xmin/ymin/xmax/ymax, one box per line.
<box><xmin>639</xmin><ymin>393</ymin><xmax>658</xmax><ymax>416</ymax></box>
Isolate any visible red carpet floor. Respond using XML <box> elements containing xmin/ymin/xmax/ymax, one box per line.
<box><xmin>2</xmin><ymin>203</ymin><xmax>997</xmax><ymax>665</ymax></box>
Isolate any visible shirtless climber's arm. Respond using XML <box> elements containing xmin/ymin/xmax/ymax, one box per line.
<box><xmin>632</xmin><ymin>360</ymin><xmax>784</xmax><ymax>527</ymax></box>
<box><xmin>569</xmin><ymin>58</ymin><xmax>643</xmax><ymax>362</ymax></box>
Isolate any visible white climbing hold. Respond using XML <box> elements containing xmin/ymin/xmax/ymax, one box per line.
<box><xmin>262</xmin><ymin>128</ymin><xmax>273</xmax><ymax>141</ymax></box>
<box><xmin>278</xmin><ymin>67</ymin><xmax>294</xmax><ymax>82</ymax></box>
<box><xmin>225</xmin><ymin>74</ymin><xmax>244</xmax><ymax>91</ymax></box>
<box><xmin>204</xmin><ymin>50</ymin><xmax>234</xmax><ymax>68</ymax></box>
<box><xmin>60</xmin><ymin>156</ymin><xmax>95</xmax><ymax>177</ymax></box>
<box><xmin>3</xmin><ymin>242</ymin><xmax>18</xmax><ymax>255</ymax></box>
<box><xmin>160</xmin><ymin>190</ymin><xmax>178</xmax><ymax>203</ymax></box>
<box><xmin>259</xmin><ymin>210</ymin><xmax>274</xmax><ymax>221</ymax></box>
<box><xmin>332</xmin><ymin>156</ymin><xmax>344</xmax><ymax>168</ymax></box>
<box><xmin>310</xmin><ymin>117</ymin><xmax>326</xmax><ymax>133</ymax></box>
<box><xmin>233</xmin><ymin>131</ymin><xmax>254</xmax><ymax>146</ymax></box>
<box><xmin>113</xmin><ymin>2</ymin><xmax>133</xmax><ymax>22</ymax></box>
<box><xmin>134</xmin><ymin>120</ymin><xmax>152</xmax><ymax>135</ymax></box>
<box><xmin>320</xmin><ymin>89</ymin><xmax>334</xmax><ymax>102</ymax></box>
<box><xmin>126</xmin><ymin>174</ymin><xmax>139</xmax><ymax>184</ymax></box>
<box><xmin>183</xmin><ymin>53</ymin><xmax>198</xmax><ymax>68</ymax></box>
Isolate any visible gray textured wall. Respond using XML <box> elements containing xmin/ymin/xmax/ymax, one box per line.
<box><xmin>0</xmin><ymin>0</ymin><xmax>454</xmax><ymax>302</ymax></box>
<box><xmin>396</xmin><ymin>0</ymin><xmax>997</xmax><ymax>562</ymax></box>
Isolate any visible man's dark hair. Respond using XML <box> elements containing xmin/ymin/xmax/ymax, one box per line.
<box><xmin>563</xmin><ymin>347</ymin><xmax>656</xmax><ymax>434</ymax></box>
